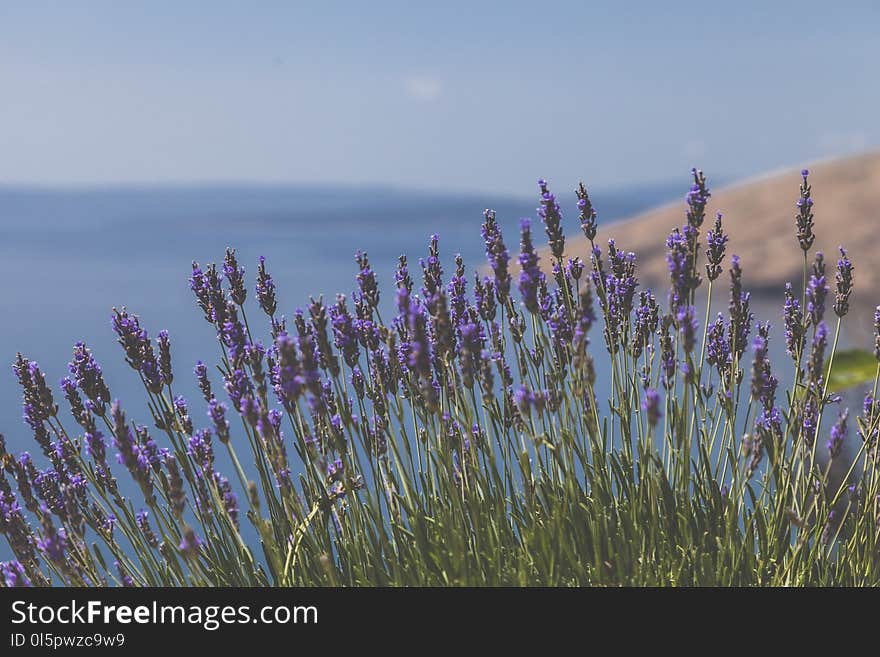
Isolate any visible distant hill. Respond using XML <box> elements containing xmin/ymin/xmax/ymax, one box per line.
<box><xmin>535</xmin><ymin>151</ymin><xmax>880</xmax><ymax>333</ymax></box>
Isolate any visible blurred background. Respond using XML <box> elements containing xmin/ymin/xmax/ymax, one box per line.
<box><xmin>1</xmin><ymin>1</ymin><xmax>878</xmax><ymax>476</ymax></box>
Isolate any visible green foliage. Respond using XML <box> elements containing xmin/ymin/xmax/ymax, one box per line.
<box><xmin>828</xmin><ymin>348</ymin><xmax>877</xmax><ymax>390</ymax></box>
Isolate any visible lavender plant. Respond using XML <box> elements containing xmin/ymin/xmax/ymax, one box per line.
<box><xmin>3</xmin><ymin>169</ymin><xmax>880</xmax><ymax>587</ymax></box>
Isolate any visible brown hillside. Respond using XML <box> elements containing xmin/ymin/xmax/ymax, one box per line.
<box><xmin>533</xmin><ymin>151</ymin><xmax>880</xmax><ymax>329</ymax></box>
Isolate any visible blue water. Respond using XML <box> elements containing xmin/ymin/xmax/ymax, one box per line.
<box><xmin>0</xmin><ymin>181</ymin><xmax>683</xmax><ymax>563</ymax></box>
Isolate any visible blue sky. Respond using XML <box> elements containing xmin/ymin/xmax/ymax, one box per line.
<box><xmin>1</xmin><ymin>1</ymin><xmax>878</xmax><ymax>196</ymax></box>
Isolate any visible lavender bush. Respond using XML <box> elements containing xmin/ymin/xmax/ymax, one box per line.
<box><xmin>2</xmin><ymin>168</ymin><xmax>880</xmax><ymax>587</ymax></box>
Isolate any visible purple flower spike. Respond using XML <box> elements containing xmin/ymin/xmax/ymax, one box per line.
<box><xmin>783</xmin><ymin>283</ymin><xmax>805</xmax><ymax>362</ymax></box>
<box><xmin>328</xmin><ymin>295</ymin><xmax>360</xmax><ymax>368</ymax></box>
<box><xmin>874</xmin><ymin>305</ymin><xmax>880</xmax><ymax>362</ymax></box>
<box><xmin>255</xmin><ymin>255</ymin><xmax>277</xmax><ymax>317</ymax></box>
<box><xmin>827</xmin><ymin>409</ymin><xmax>848</xmax><ymax>459</ymax></box>
<box><xmin>537</xmin><ymin>179</ymin><xmax>565</xmax><ymax>260</ymax></box>
<box><xmin>795</xmin><ymin>170</ymin><xmax>815</xmax><ymax>252</ymax></box>
<box><xmin>1</xmin><ymin>561</ymin><xmax>31</xmax><ymax>587</ymax></box>
<box><xmin>223</xmin><ymin>248</ymin><xmax>247</xmax><ymax>306</ymax></box>
<box><xmin>806</xmin><ymin>252</ymin><xmax>828</xmax><ymax>327</ymax></box>
<box><xmin>686</xmin><ymin>168</ymin><xmax>711</xmax><ymax>229</ymax></box>
<box><xmin>356</xmin><ymin>250</ymin><xmax>380</xmax><ymax>309</ymax></box>
<box><xmin>178</xmin><ymin>526</ymin><xmax>202</xmax><ymax>558</ymax></box>
<box><xmin>481</xmin><ymin>210</ymin><xmax>511</xmax><ymax>305</ymax></box>
<box><xmin>68</xmin><ymin>342</ymin><xmax>111</xmax><ymax>415</ymax></box>
<box><xmin>111</xmin><ymin>308</ymin><xmax>163</xmax><ymax>393</ymax></box>
<box><xmin>576</xmin><ymin>182</ymin><xmax>598</xmax><ymax>241</ymax></box>
<box><xmin>750</xmin><ymin>324</ymin><xmax>777</xmax><ymax>410</ymax></box>
<box><xmin>728</xmin><ymin>255</ymin><xmax>753</xmax><ymax>361</ymax></box>
<box><xmin>833</xmin><ymin>246</ymin><xmax>853</xmax><ymax>318</ymax></box>
<box><xmin>666</xmin><ymin>228</ymin><xmax>693</xmax><ymax>312</ymax></box>
<box><xmin>642</xmin><ymin>388</ymin><xmax>662</xmax><ymax>428</ymax></box>
<box><xmin>705</xmin><ymin>212</ymin><xmax>728</xmax><ymax>282</ymax></box>
<box><xmin>676</xmin><ymin>305</ymin><xmax>699</xmax><ymax>354</ymax></box>
<box><xmin>517</xmin><ymin>218</ymin><xmax>544</xmax><ymax>314</ymax></box>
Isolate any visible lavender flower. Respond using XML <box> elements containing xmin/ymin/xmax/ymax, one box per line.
<box><xmin>631</xmin><ymin>291</ymin><xmax>656</xmax><ymax>359</ymax></box>
<box><xmin>874</xmin><ymin>306</ymin><xmax>880</xmax><ymax>362</ymax></box>
<box><xmin>190</xmin><ymin>261</ymin><xmax>219</xmax><ymax>324</ymax></box>
<box><xmin>480</xmin><ymin>210</ymin><xmax>512</xmax><ymax>305</ymax></box>
<box><xmin>223</xmin><ymin>248</ymin><xmax>247</xmax><ymax>306</ymax></box>
<box><xmin>114</xmin><ymin>561</ymin><xmax>134</xmax><ymax>587</ymax></box>
<box><xmin>547</xmin><ymin>293</ymin><xmax>572</xmax><ymax>358</ymax></box>
<box><xmin>858</xmin><ymin>392</ymin><xmax>879</xmax><ymax>453</ymax></box>
<box><xmin>572</xmin><ymin>287</ymin><xmax>595</xmax><ymax>363</ymax></box>
<box><xmin>827</xmin><ymin>409</ymin><xmax>848</xmax><ymax>460</ymax></box>
<box><xmin>208</xmin><ymin>398</ymin><xmax>230</xmax><ymax>443</ymax></box>
<box><xmin>397</xmin><ymin>288</ymin><xmax>432</xmax><ymax>381</ymax></box>
<box><xmin>12</xmin><ymin>454</ymin><xmax>38</xmax><ymax>513</ymax></box>
<box><xmin>13</xmin><ymin>354</ymin><xmax>57</xmax><ymax>425</ymax></box>
<box><xmin>255</xmin><ymin>255</ymin><xmax>277</xmax><ymax>317</ymax></box>
<box><xmin>518</xmin><ymin>218</ymin><xmax>544</xmax><ymax>314</ymax></box>
<box><xmin>806</xmin><ymin>320</ymin><xmax>829</xmax><ymax>388</ymax></box>
<box><xmin>111</xmin><ymin>308</ymin><xmax>163</xmax><ymax>393</ymax></box>
<box><xmin>101</xmin><ymin>513</ymin><xmax>117</xmax><ymax>538</ymax></box>
<box><xmin>515</xmin><ymin>386</ymin><xmax>549</xmax><ymax>418</ymax></box>
<box><xmin>157</xmin><ymin>330</ymin><xmax>173</xmax><ymax>386</ymax></box>
<box><xmin>139</xmin><ymin>426</ymin><xmax>166</xmax><ymax>471</ymax></box>
<box><xmin>806</xmin><ymin>252</ymin><xmax>827</xmax><ymax>326</ymax></box>
<box><xmin>215</xmin><ymin>473</ymin><xmax>239</xmax><ymax>528</ymax></box>
<box><xmin>429</xmin><ymin>290</ymin><xmax>455</xmax><ymax>365</ymax></box>
<box><xmin>576</xmin><ymin>181</ymin><xmax>598</xmax><ymax>241</ymax></box>
<box><xmin>136</xmin><ymin>509</ymin><xmax>159</xmax><ymax>549</ymax></box>
<box><xmin>165</xmin><ymin>455</ymin><xmax>186</xmax><ymax>517</ymax></box>
<box><xmin>566</xmin><ymin>257</ymin><xmax>584</xmax><ymax>283</ymax></box>
<box><xmin>833</xmin><ymin>246</ymin><xmax>853</xmax><ymax>318</ymax></box>
<box><xmin>37</xmin><ymin>510</ymin><xmax>67</xmax><ymax>565</ymax></box>
<box><xmin>329</xmin><ymin>295</ymin><xmax>360</xmax><ymax>368</ymax></box>
<box><xmin>420</xmin><ymin>234</ymin><xmax>444</xmax><ymax>301</ymax></box>
<box><xmin>395</xmin><ymin>254</ymin><xmax>413</xmax><ymax>293</ymax></box>
<box><xmin>447</xmin><ymin>255</ymin><xmax>467</xmax><ymax>325</ymax></box>
<box><xmin>188</xmin><ymin>429</ymin><xmax>215</xmax><ymax>475</ymax></box>
<box><xmin>606</xmin><ymin>240</ymin><xmax>639</xmax><ymax>321</ymax></box>
<box><xmin>112</xmin><ymin>402</ymin><xmax>153</xmax><ymax>499</ymax></box>
<box><xmin>537</xmin><ymin>179</ymin><xmax>565</xmax><ymax>260</ymax></box>
<box><xmin>750</xmin><ymin>324</ymin><xmax>777</xmax><ymax>409</ymax></box>
<box><xmin>220</xmin><ymin>302</ymin><xmax>248</xmax><ymax>367</ymax></box>
<box><xmin>677</xmin><ymin>305</ymin><xmax>699</xmax><ymax>354</ymax></box>
<box><xmin>783</xmin><ymin>283</ymin><xmax>805</xmax><ymax>362</ymax></box>
<box><xmin>642</xmin><ymin>388</ymin><xmax>662</xmax><ymax>428</ymax></box>
<box><xmin>744</xmin><ymin>432</ymin><xmax>764</xmax><ymax>480</ymax></box>
<box><xmin>514</xmin><ymin>385</ymin><xmax>532</xmax><ymax>417</ymax></box>
<box><xmin>309</xmin><ymin>296</ymin><xmax>340</xmax><ymax>377</ymax></box>
<box><xmin>458</xmin><ymin>312</ymin><xmax>485</xmax><ymax>390</ymax></box>
<box><xmin>686</xmin><ymin>168</ymin><xmax>711</xmax><ymax>229</ymax></box>
<box><xmin>1</xmin><ymin>560</ymin><xmax>31</xmax><ymax>587</ymax></box>
<box><xmin>666</xmin><ymin>228</ymin><xmax>694</xmax><ymax>311</ymax></box>
<box><xmin>356</xmin><ymin>250</ymin><xmax>380</xmax><ymax>309</ymax></box>
<box><xmin>178</xmin><ymin>526</ymin><xmax>202</xmax><ymax>559</ymax></box>
<box><xmin>84</xmin><ymin>431</ymin><xmax>117</xmax><ymax>495</ymax></box>
<box><xmin>728</xmin><ymin>255</ymin><xmax>753</xmax><ymax>361</ymax></box>
<box><xmin>705</xmin><ymin>212</ymin><xmax>728</xmax><ymax>282</ymax></box>
<box><xmin>706</xmin><ymin>314</ymin><xmax>729</xmax><ymax>372</ymax></box>
<box><xmin>660</xmin><ymin>316</ymin><xmax>676</xmax><ymax>389</ymax></box>
<box><xmin>195</xmin><ymin>360</ymin><xmax>212</xmax><ymax>402</ymax></box>
<box><xmin>68</xmin><ymin>342</ymin><xmax>111</xmax><ymax>414</ymax></box>
<box><xmin>474</xmin><ymin>275</ymin><xmax>497</xmax><ymax>322</ymax></box>
<box><xmin>795</xmin><ymin>169</ymin><xmax>815</xmax><ymax>252</ymax></box>
<box><xmin>753</xmin><ymin>406</ymin><xmax>781</xmax><ymax>454</ymax></box>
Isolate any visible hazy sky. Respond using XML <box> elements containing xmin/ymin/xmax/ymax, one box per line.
<box><xmin>1</xmin><ymin>1</ymin><xmax>878</xmax><ymax>196</ymax></box>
